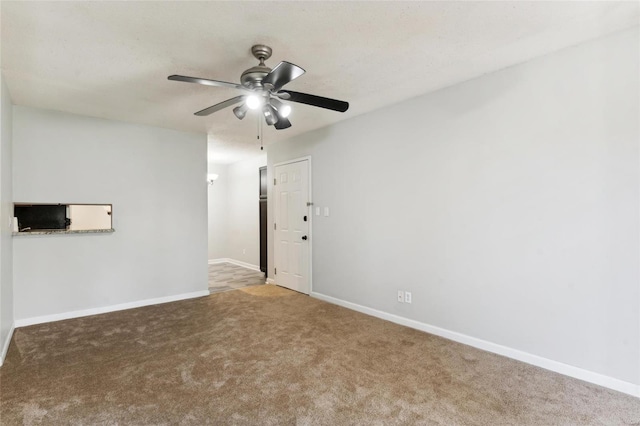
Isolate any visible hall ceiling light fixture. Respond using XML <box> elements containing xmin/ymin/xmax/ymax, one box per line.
<box><xmin>207</xmin><ymin>174</ymin><xmax>219</xmax><ymax>185</ymax></box>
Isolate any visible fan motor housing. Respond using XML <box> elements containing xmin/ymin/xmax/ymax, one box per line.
<box><xmin>240</xmin><ymin>64</ymin><xmax>272</xmax><ymax>89</ymax></box>
<box><xmin>241</xmin><ymin>44</ymin><xmax>274</xmax><ymax>89</ymax></box>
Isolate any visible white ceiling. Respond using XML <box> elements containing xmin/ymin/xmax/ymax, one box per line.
<box><xmin>1</xmin><ymin>2</ymin><xmax>638</xmax><ymax>164</ymax></box>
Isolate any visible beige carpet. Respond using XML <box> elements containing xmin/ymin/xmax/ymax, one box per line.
<box><xmin>1</xmin><ymin>285</ymin><xmax>638</xmax><ymax>425</ymax></box>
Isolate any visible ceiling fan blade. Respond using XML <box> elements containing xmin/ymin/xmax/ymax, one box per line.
<box><xmin>278</xmin><ymin>90</ymin><xmax>349</xmax><ymax>112</ymax></box>
<box><xmin>274</xmin><ymin>116</ymin><xmax>292</xmax><ymax>130</ymax></box>
<box><xmin>194</xmin><ymin>96</ymin><xmax>245</xmax><ymax>116</ymax></box>
<box><xmin>262</xmin><ymin>62</ymin><xmax>305</xmax><ymax>91</ymax></box>
<box><xmin>168</xmin><ymin>75</ymin><xmax>249</xmax><ymax>92</ymax></box>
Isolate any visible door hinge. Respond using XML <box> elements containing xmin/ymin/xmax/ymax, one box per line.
<box><xmin>274</xmin><ymin>178</ymin><xmax>277</xmax><ymax>185</ymax></box>
<box><xmin>274</xmin><ymin>223</ymin><xmax>277</xmax><ymax>230</ymax></box>
<box><xmin>275</xmin><ymin>268</ymin><xmax>277</xmax><ymax>275</ymax></box>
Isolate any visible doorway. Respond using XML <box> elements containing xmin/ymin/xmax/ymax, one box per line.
<box><xmin>273</xmin><ymin>158</ymin><xmax>311</xmax><ymax>294</ymax></box>
<box><xmin>206</xmin><ymin>156</ymin><xmax>268</xmax><ymax>293</ymax></box>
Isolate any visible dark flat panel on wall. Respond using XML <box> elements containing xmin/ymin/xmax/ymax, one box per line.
<box><xmin>15</xmin><ymin>205</ymin><xmax>67</xmax><ymax>230</ymax></box>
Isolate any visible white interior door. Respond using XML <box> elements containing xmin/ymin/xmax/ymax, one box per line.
<box><xmin>274</xmin><ymin>159</ymin><xmax>310</xmax><ymax>294</ymax></box>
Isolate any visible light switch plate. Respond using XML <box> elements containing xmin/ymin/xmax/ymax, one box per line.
<box><xmin>315</xmin><ymin>207</ymin><xmax>320</xmax><ymax>216</ymax></box>
<box><xmin>324</xmin><ymin>207</ymin><xmax>330</xmax><ymax>217</ymax></box>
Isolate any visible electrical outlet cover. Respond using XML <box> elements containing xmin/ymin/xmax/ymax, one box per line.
<box><xmin>405</xmin><ymin>292</ymin><xmax>412</xmax><ymax>304</ymax></box>
<box><xmin>397</xmin><ymin>290</ymin><xmax>404</xmax><ymax>302</ymax></box>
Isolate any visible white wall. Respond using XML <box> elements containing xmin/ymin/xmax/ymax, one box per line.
<box><xmin>268</xmin><ymin>28</ymin><xmax>639</xmax><ymax>388</ymax></box>
<box><xmin>208</xmin><ymin>154</ymin><xmax>266</xmax><ymax>268</ymax></box>
<box><xmin>0</xmin><ymin>75</ymin><xmax>14</xmax><ymax>363</ymax></box>
<box><xmin>227</xmin><ymin>154</ymin><xmax>266</xmax><ymax>267</ymax></box>
<box><xmin>208</xmin><ymin>163</ymin><xmax>228</xmax><ymax>260</ymax></box>
<box><xmin>13</xmin><ymin>107</ymin><xmax>208</xmax><ymax>321</ymax></box>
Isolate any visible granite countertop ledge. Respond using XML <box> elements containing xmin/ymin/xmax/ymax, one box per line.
<box><xmin>13</xmin><ymin>229</ymin><xmax>115</xmax><ymax>236</ymax></box>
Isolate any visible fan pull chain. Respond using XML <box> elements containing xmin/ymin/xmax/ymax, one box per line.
<box><xmin>258</xmin><ymin>115</ymin><xmax>264</xmax><ymax>150</ymax></box>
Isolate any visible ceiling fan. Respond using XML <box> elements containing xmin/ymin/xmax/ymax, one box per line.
<box><xmin>168</xmin><ymin>45</ymin><xmax>349</xmax><ymax>130</ymax></box>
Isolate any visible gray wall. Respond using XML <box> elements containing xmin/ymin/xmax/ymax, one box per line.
<box><xmin>0</xmin><ymin>75</ymin><xmax>14</xmax><ymax>362</ymax></box>
<box><xmin>13</xmin><ymin>106</ymin><xmax>208</xmax><ymax>321</ymax></box>
<box><xmin>208</xmin><ymin>163</ymin><xmax>228</xmax><ymax>260</ymax></box>
<box><xmin>227</xmin><ymin>154</ymin><xmax>266</xmax><ymax>267</ymax></box>
<box><xmin>268</xmin><ymin>29</ymin><xmax>639</xmax><ymax>385</ymax></box>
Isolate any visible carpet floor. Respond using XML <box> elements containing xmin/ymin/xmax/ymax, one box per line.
<box><xmin>1</xmin><ymin>285</ymin><xmax>638</xmax><ymax>425</ymax></box>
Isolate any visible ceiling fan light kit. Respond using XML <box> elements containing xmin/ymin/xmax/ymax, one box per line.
<box><xmin>168</xmin><ymin>44</ymin><xmax>349</xmax><ymax>130</ymax></box>
<box><xmin>232</xmin><ymin>103</ymin><xmax>249</xmax><ymax>120</ymax></box>
<box><xmin>263</xmin><ymin>104</ymin><xmax>279</xmax><ymax>126</ymax></box>
<box><xmin>270</xmin><ymin>98</ymin><xmax>291</xmax><ymax>118</ymax></box>
<box><xmin>245</xmin><ymin>95</ymin><xmax>262</xmax><ymax>110</ymax></box>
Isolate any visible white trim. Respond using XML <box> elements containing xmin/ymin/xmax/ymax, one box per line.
<box><xmin>208</xmin><ymin>258</ymin><xmax>229</xmax><ymax>265</ymax></box>
<box><xmin>15</xmin><ymin>290</ymin><xmax>209</xmax><ymax>328</ymax></box>
<box><xmin>307</xmin><ymin>158</ymin><xmax>313</xmax><ymax>295</ymax></box>
<box><xmin>208</xmin><ymin>258</ymin><xmax>261</xmax><ymax>272</ymax></box>
<box><xmin>311</xmin><ymin>291</ymin><xmax>640</xmax><ymax>398</ymax></box>
<box><xmin>0</xmin><ymin>322</ymin><xmax>15</xmax><ymax>367</ymax></box>
<box><xmin>273</xmin><ymin>156</ymin><xmax>313</xmax><ymax>168</ymax></box>
<box><xmin>266</xmin><ymin>278</ymin><xmax>276</xmax><ymax>285</ymax></box>
<box><xmin>226</xmin><ymin>259</ymin><xmax>261</xmax><ymax>272</ymax></box>
<box><xmin>273</xmin><ymin>156</ymin><xmax>313</xmax><ymax>295</ymax></box>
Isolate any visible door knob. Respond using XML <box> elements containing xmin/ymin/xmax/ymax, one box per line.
<box><xmin>302</xmin><ymin>235</ymin><xmax>308</xmax><ymax>240</ymax></box>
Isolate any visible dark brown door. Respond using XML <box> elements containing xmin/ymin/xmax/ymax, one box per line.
<box><xmin>259</xmin><ymin>166</ymin><xmax>267</xmax><ymax>275</ymax></box>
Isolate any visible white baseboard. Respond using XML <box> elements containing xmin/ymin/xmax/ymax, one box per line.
<box><xmin>266</xmin><ymin>278</ymin><xmax>276</xmax><ymax>285</ymax></box>
<box><xmin>208</xmin><ymin>258</ymin><xmax>262</xmax><ymax>273</ymax></box>
<box><xmin>227</xmin><ymin>259</ymin><xmax>261</xmax><ymax>272</ymax></box>
<box><xmin>0</xmin><ymin>322</ymin><xmax>15</xmax><ymax>367</ymax></box>
<box><xmin>15</xmin><ymin>290</ymin><xmax>210</xmax><ymax>328</ymax></box>
<box><xmin>310</xmin><ymin>292</ymin><xmax>640</xmax><ymax>398</ymax></box>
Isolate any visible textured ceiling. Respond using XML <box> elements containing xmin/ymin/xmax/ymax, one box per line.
<box><xmin>1</xmin><ymin>2</ymin><xmax>638</xmax><ymax>164</ymax></box>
